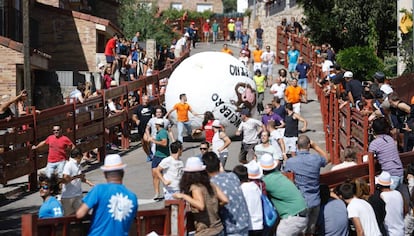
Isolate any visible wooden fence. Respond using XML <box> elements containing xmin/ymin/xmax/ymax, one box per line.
<box><xmin>0</xmin><ymin>51</ymin><xmax>190</xmax><ymax>190</ymax></box>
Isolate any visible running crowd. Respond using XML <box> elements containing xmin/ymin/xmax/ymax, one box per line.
<box><xmin>32</xmin><ymin>20</ymin><xmax>414</xmax><ymax>236</ymax></box>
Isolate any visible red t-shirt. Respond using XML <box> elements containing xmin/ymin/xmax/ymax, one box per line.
<box><xmin>45</xmin><ymin>135</ymin><xmax>73</xmax><ymax>163</ymax></box>
<box><xmin>202</xmin><ymin>119</ymin><xmax>214</xmax><ymax>144</ymax></box>
<box><xmin>202</xmin><ymin>23</ymin><xmax>210</xmax><ymax>32</ymax></box>
<box><xmin>104</xmin><ymin>38</ymin><xmax>117</xmax><ymax>56</ymax></box>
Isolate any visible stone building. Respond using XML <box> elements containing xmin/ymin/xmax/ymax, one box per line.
<box><xmin>157</xmin><ymin>0</ymin><xmax>223</xmax><ymax>13</ymax></box>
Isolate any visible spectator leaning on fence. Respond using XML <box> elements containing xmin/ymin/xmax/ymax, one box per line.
<box><xmin>32</xmin><ymin>125</ymin><xmax>75</xmax><ymax>178</ymax></box>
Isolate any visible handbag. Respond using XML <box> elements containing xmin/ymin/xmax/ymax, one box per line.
<box><xmin>259</xmin><ymin>182</ymin><xmax>278</xmax><ymax>227</ymax></box>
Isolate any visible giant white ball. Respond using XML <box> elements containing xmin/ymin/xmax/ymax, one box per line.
<box><xmin>165</xmin><ymin>51</ymin><xmax>257</xmax><ymax>136</ymax></box>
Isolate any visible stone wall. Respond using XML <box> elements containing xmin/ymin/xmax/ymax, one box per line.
<box><xmin>245</xmin><ymin>4</ymin><xmax>303</xmax><ymax>52</ymax></box>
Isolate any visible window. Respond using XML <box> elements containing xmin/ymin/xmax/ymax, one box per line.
<box><xmin>171</xmin><ymin>3</ymin><xmax>182</xmax><ymax>10</ymax></box>
<box><xmin>196</xmin><ymin>4</ymin><xmax>213</xmax><ymax>12</ymax></box>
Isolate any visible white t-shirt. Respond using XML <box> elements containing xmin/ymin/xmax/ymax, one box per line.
<box><xmin>212</xmin><ymin>131</ymin><xmax>228</xmax><ymax>155</ymax></box>
<box><xmin>380</xmin><ymin>84</ymin><xmax>393</xmax><ymax>95</ymax></box>
<box><xmin>61</xmin><ymin>158</ymin><xmax>82</xmax><ymax>198</ymax></box>
<box><xmin>269</xmin><ymin>129</ymin><xmax>283</xmax><ymax>158</ymax></box>
<box><xmin>147</xmin><ymin>117</ymin><xmax>170</xmax><ymax>137</ymax></box>
<box><xmin>174</xmin><ymin>37</ymin><xmax>186</xmax><ymax>58</ymax></box>
<box><xmin>240</xmin><ymin>181</ymin><xmax>263</xmax><ymax>231</ymax></box>
<box><xmin>261</xmin><ymin>51</ymin><xmax>275</xmax><ymax>65</ymax></box>
<box><xmin>322</xmin><ymin>60</ymin><xmax>333</xmax><ymax>74</ymax></box>
<box><xmin>347</xmin><ymin>198</ymin><xmax>381</xmax><ymax>236</ymax></box>
<box><xmin>238</xmin><ymin>118</ymin><xmax>263</xmax><ymax>144</ymax></box>
<box><xmin>381</xmin><ymin>190</ymin><xmax>405</xmax><ymax>236</ymax></box>
<box><xmin>254</xmin><ymin>143</ymin><xmax>280</xmax><ymax>161</ymax></box>
<box><xmin>331</xmin><ymin>161</ymin><xmax>357</xmax><ymax>171</ymax></box>
<box><xmin>158</xmin><ymin>156</ymin><xmax>184</xmax><ymax>192</ymax></box>
<box><xmin>270</xmin><ymin>83</ymin><xmax>286</xmax><ymax>99</ymax></box>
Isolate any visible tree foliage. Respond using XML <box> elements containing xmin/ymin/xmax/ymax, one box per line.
<box><xmin>222</xmin><ymin>0</ymin><xmax>237</xmax><ymax>13</ymax></box>
<box><xmin>118</xmin><ymin>0</ymin><xmax>176</xmax><ymax>47</ymax></box>
<box><xmin>297</xmin><ymin>0</ymin><xmax>397</xmax><ymax>58</ymax></box>
<box><xmin>336</xmin><ymin>46</ymin><xmax>384</xmax><ymax>81</ymax></box>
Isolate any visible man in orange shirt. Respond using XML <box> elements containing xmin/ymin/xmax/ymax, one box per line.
<box><xmin>252</xmin><ymin>45</ymin><xmax>263</xmax><ymax>73</ymax></box>
<box><xmin>221</xmin><ymin>43</ymin><xmax>233</xmax><ymax>55</ymax></box>
<box><xmin>285</xmin><ymin>78</ymin><xmax>306</xmax><ymax>114</ymax></box>
<box><xmin>166</xmin><ymin>94</ymin><xmax>199</xmax><ymax>143</ymax></box>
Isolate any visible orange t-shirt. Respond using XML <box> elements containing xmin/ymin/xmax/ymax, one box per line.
<box><xmin>174</xmin><ymin>103</ymin><xmax>191</xmax><ymax>122</ymax></box>
<box><xmin>285</xmin><ymin>85</ymin><xmax>305</xmax><ymax>104</ymax></box>
<box><xmin>253</xmin><ymin>49</ymin><xmax>263</xmax><ymax>63</ymax></box>
<box><xmin>221</xmin><ymin>48</ymin><xmax>233</xmax><ymax>55</ymax></box>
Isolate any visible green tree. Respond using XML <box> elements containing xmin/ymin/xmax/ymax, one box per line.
<box><xmin>336</xmin><ymin>46</ymin><xmax>384</xmax><ymax>81</ymax></box>
<box><xmin>222</xmin><ymin>0</ymin><xmax>237</xmax><ymax>13</ymax></box>
<box><xmin>297</xmin><ymin>0</ymin><xmax>397</xmax><ymax>58</ymax></box>
<box><xmin>118</xmin><ymin>0</ymin><xmax>176</xmax><ymax>47</ymax></box>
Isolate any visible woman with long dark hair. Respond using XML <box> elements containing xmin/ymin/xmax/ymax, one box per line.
<box><xmin>173</xmin><ymin>157</ymin><xmax>228</xmax><ymax>236</ymax></box>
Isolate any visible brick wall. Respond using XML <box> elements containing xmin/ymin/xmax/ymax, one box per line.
<box><xmin>157</xmin><ymin>0</ymin><xmax>223</xmax><ymax>13</ymax></box>
<box><xmin>0</xmin><ymin>45</ymin><xmax>22</xmax><ymax>96</ymax></box>
<box><xmin>31</xmin><ymin>6</ymin><xmax>97</xmax><ymax>72</ymax></box>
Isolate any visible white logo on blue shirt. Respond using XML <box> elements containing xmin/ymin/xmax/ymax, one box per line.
<box><xmin>107</xmin><ymin>193</ymin><xmax>134</xmax><ymax>221</ymax></box>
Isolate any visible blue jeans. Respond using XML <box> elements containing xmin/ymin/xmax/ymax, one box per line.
<box><xmin>298</xmin><ymin>77</ymin><xmax>308</xmax><ymax>89</ymax></box>
<box><xmin>46</xmin><ymin>160</ymin><xmax>66</xmax><ymax>178</ymax></box>
<box><xmin>177</xmin><ymin>120</ymin><xmax>192</xmax><ymax>143</ymax></box>
<box><xmin>391</xmin><ymin>175</ymin><xmax>403</xmax><ymax>190</ymax></box>
<box><xmin>256</xmin><ymin>38</ymin><xmax>263</xmax><ymax>49</ymax></box>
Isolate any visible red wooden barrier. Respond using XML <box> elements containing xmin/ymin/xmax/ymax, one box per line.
<box><xmin>0</xmin><ymin>51</ymin><xmax>190</xmax><ymax>188</ymax></box>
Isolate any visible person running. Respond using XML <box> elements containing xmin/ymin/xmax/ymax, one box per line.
<box><xmin>283</xmin><ymin>103</ymin><xmax>307</xmax><ymax>157</ymax></box>
<box><xmin>166</xmin><ymin>93</ymin><xmax>199</xmax><ymax>143</ymax></box>
<box><xmin>154</xmin><ymin>141</ymin><xmax>184</xmax><ymax>200</ymax></box>
<box><xmin>285</xmin><ymin>78</ymin><xmax>306</xmax><ymax>114</ymax></box>
<box><xmin>149</xmin><ymin>118</ymin><xmax>170</xmax><ymax>200</ymax></box>
<box><xmin>253</xmin><ymin>69</ymin><xmax>266</xmax><ymax>114</ymax></box>
<box><xmin>236</xmin><ymin>108</ymin><xmax>263</xmax><ymax>164</ymax></box>
<box><xmin>211</xmin><ymin>120</ymin><xmax>231</xmax><ymax>168</ymax></box>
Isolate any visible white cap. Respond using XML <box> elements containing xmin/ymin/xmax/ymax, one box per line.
<box><xmin>184</xmin><ymin>32</ymin><xmax>190</xmax><ymax>37</ymax></box>
<box><xmin>344</xmin><ymin>71</ymin><xmax>353</xmax><ymax>78</ymax></box>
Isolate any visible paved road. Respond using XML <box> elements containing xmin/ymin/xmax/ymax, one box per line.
<box><xmin>0</xmin><ymin>41</ymin><xmax>327</xmax><ymax>235</ymax></box>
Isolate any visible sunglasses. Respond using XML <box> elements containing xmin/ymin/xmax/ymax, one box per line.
<box><xmin>41</xmin><ymin>185</ymin><xmax>49</xmax><ymax>190</ymax></box>
<box><xmin>53</xmin><ymin>129</ymin><xmax>60</xmax><ymax>132</ymax></box>
<box><xmin>200</xmin><ymin>147</ymin><xmax>208</xmax><ymax>150</ymax></box>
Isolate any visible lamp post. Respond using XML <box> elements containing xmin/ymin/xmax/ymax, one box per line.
<box><xmin>23</xmin><ymin>0</ymin><xmax>31</xmax><ymax>106</ymax></box>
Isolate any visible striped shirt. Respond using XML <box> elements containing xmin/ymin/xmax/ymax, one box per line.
<box><xmin>368</xmin><ymin>134</ymin><xmax>403</xmax><ymax>177</ymax></box>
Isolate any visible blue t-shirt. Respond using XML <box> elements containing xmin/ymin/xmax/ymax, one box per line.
<box><xmin>288</xmin><ymin>49</ymin><xmax>300</xmax><ymax>64</ymax></box>
<box><xmin>211</xmin><ymin>172</ymin><xmax>249</xmax><ymax>235</ymax></box>
<box><xmin>284</xmin><ymin>151</ymin><xmax>327</xmax><ymax>208</ymax></box>
<box><xmin>296</xmin><ymin>62</ymin><xmax>310</xmax><ymax>79</ymax></box>
<box><xmin>83</xmin><ymin>183</ymin><xmax>138</xmax><ymax>236</ymax></box>
<box><xmin>39</xmin><ymin>196</ymin><xmax>64</xmax><ymax>218</ymax></box>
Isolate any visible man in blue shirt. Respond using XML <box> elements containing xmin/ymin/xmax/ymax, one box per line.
<box><xmin>287</xmin><ymin>44</ymin><xmax>300</xmax><ymax>78</ymax></box>
<box><xmin>284</xmin><ymin>135</ymin><xmax>330</xmax><ymax>235</ymax></box>
<box><xmin>39</xmin><ymin>173</ymin><xmax>64</xmax><ymax>218</ymax></box>
<box><xmin>76</xmin><ymin>154</ymin><xmax>138</xmax><ymax>236</ymax></box>
<box><xmin>295</xmin><ymin>57</ymin><xmax>310</xmax><ymax>102</ymax></box>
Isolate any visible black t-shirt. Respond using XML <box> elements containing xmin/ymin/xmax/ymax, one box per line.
<box><xmin>134</xmin><ymin>105</ymin><xmax>153</xmax><ymax>135</ymax></box>
<box><xmin>255</xmin><ymin>28</ymin><xmax>264</xmax><ymax>39</ymax></box>
<box><xmin>0</xmin><ymin>108</ymin><xmax>13</xmax><ymax>120</ymax></box>
<box><xmin>346</xmin><ymin>79</ymin><xmax>363</xmax><ymax>102</ymax></box>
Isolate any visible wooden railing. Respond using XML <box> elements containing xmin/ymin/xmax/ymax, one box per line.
<box><xmin>21</xmin><ymin>200</ymin><xmax>187</xmax><ymax>236</ymax></box>
<box><xmin>0</xmin><ymin>51</ymin><xmax>190</xmax><ymax>190</ymax></box>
